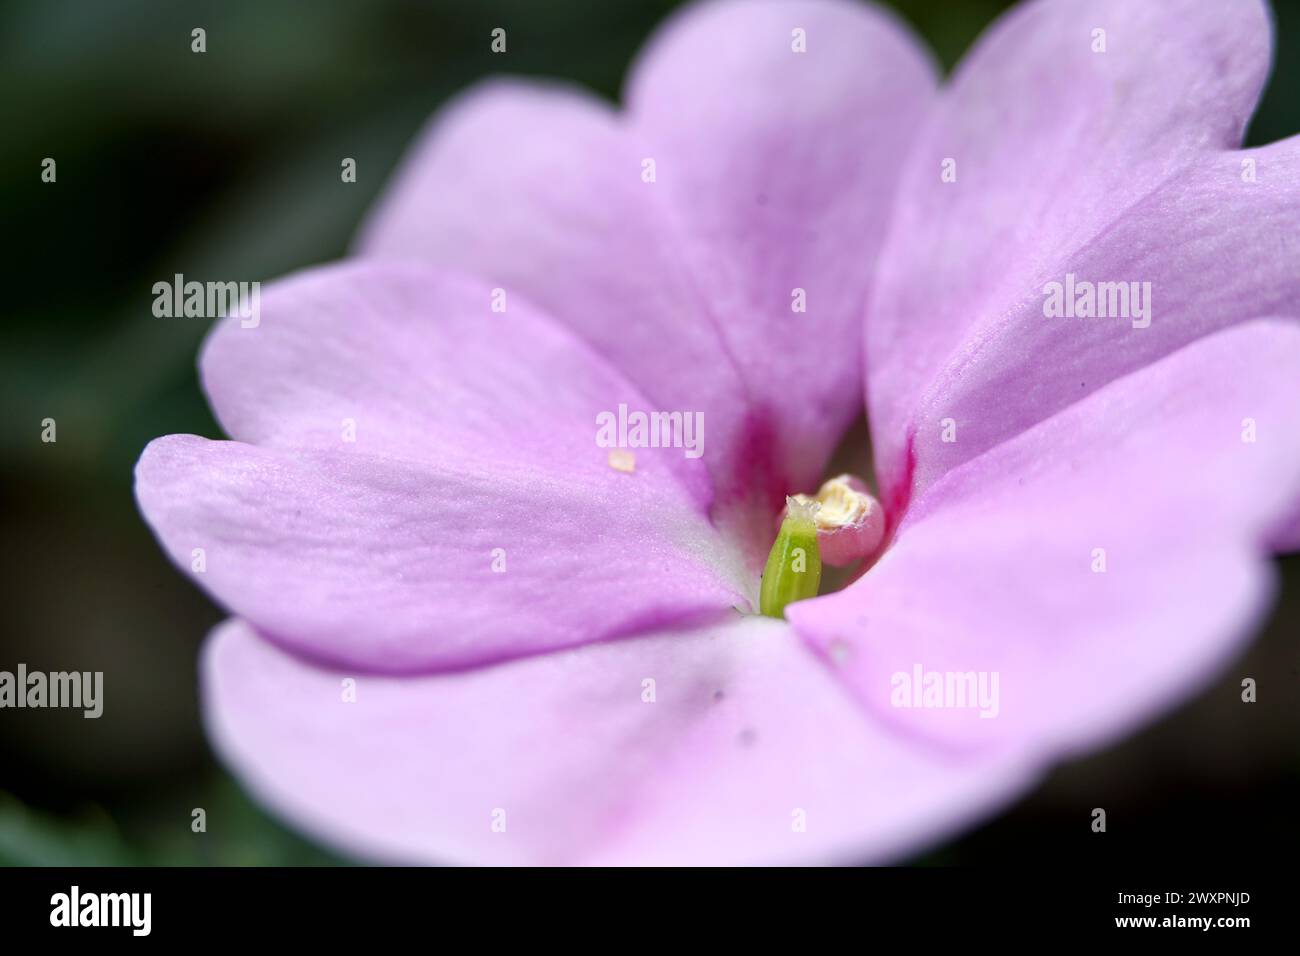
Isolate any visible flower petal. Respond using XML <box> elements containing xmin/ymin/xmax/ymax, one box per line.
<box><xmin>203</xmin><ymin>615</ymin><xmax>1033</xmax><ymax>865</ymax></box>
<box><xmin>907</xmin><ymin>140</ymin><xmax>1300</xmax><ymax>503</ymax></box>
<box><xmin>865</xmin><ymin>0</ymin><xmax>1278</xmax><ymax>506</ymax></box>
<box><xmin>356</xmin><ymin>82</ymin><xmax>758</xmax><ymax>502</ymax></box>
<box><xmin>1270</xmin><ymin>505</ymin><xmax>1300</xmax><ymax>553</ymax></box>
<box><xmin>135</xmin><ymin>434</ymin><xmax>746</xmax><ymax>672</ymax></box>
<box><xmin>790</xmin><ymin>319</ymin><xmax>1300</xmax><ymax>758</ymax></box>
<box><xmin>358</xmin><ymin>0</ymin><xmax>936</xmax><ymax>519</ymax></box>
<box><xmin>623</xmin><ymin>0</ymin><xmax>937</xmax><ymax>491</ymax></box>
<box><xmin>200</xmin><ymin>261</ymin><xmax>711</xmax><ymax>509</ymax></box>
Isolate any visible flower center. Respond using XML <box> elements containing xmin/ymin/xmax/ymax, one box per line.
<box><xmin>758</xmin><ymin>473</ymin><xmax>885</xmax><ymax>618</ymax></box>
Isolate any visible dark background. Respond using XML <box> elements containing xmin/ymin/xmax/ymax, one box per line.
<box><xmin>1</xmin><ymin>0</ymin><xmax>1297</xmax><ymax>865</ymax></box>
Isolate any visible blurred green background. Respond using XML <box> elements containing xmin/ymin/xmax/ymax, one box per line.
<box><xmin>2</xmin><ymin>0</ymin><xmax>1298</xmax><ymax>865</ymax></box>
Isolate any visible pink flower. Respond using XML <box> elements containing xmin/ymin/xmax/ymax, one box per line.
<box><xmin>135</xmin><ymin>0</ymin><xmax>1300</xmax><ymax>865</ymax></box>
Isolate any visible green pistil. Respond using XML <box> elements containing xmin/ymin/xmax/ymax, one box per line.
<box><xmin>759</xmin><ymin>497</ymin><xmax>822</xmax><ymax>618</ymax></box>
